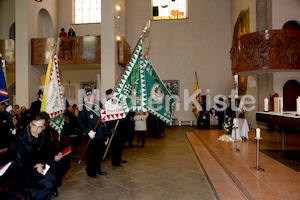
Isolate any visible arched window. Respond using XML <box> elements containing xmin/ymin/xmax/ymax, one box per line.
<box><xmin>74</xmin><ymin>0</ymin><xmax>101</xmax><ymax>24</ymax></box>
<box><xmin>152</xmin><ymin>0</ymin><xmax>187</xmax><ymax>20</ymax></box>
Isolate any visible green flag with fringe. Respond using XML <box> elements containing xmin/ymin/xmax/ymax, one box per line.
<box><xmin>144</xmin><ymin>56</ymin><xmax>176</xmax><ymax>125</ymax></box>
<box><xmin>113</xmin><ymin>40</ymin><xmax>147</xmax><ymax>116</ymax></box>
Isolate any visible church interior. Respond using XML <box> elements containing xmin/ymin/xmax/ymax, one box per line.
<box><xmin>1</xmin><ymin>0</ymin><xmax>300</xmax><ymax>199</ymax></box>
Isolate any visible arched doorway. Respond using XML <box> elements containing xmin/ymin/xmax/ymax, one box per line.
<box><xmin>9</xmin><ymin>23</ymin><xmax>15</xmax><ymax>39</ymax></box>
<box><xmin>282</xmin><ymin>20</ymin><xmax>300</xmax><ymax>30</ymax></box>
<box><xmin>283</xmin><ymin>80</ymin><xmax>300</xmax><ymax>111</ymax></box>
<box><xmin>38</xmin><ymin>9</ymin><xmax>53</xmax><ymax>38</ymax></box>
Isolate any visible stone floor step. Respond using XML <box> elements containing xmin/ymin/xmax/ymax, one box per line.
<box><xmin>186</xmin><ymin>132</ymin><xmax>246</xmax><ymax>200</ymax></box>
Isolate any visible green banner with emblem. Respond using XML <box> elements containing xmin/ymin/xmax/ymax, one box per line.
<box><xmin>144</xmin><ymin>56</ymin><xmax>176</xmax><ymax>125</ymax></box>
<box><xmin>113</xmin><ymin>40</ymin><xmax>147</xmax><ymax>116</ymax></box>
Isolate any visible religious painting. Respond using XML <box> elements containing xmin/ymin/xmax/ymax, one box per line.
<box><xmin>81</xmin><ymin>82</ymin><xmax>97</xmax><ymax>91</ymax></box>
<box><xmin>233</xmin><ymin>9</ymin><xmax>249</xmax><ymax>96</ymax></box>
<box><xmin>238</xmin><ymin>76</ymin><xmax>248</xmax><ymax>96</ymax></box>
<box><xmin>233</xmin><ymin>8</ymin><xmax>250</xmax><ymax>42</ymax></box>
<box><xmin>80</xmin><ymin>82</ymin><xmax>97</xmax><ymax>103</ymax></box>
<box><xmin>163</xmin><ymin>80</ymin><xmax>179</xmax><ymax>95</ymax></box>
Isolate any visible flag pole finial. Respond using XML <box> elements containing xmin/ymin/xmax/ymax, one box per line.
<box><xmin>140</xmin><ymin>20</ymin><xmax>151</xmax><ymax>40</ymax></box>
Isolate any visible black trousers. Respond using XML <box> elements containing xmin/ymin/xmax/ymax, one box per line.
<box><xmin>111</xmin><ymin>131</ymin><xmax>124</xmax><ymax>164</ymax></box>
<box><xmin>34</xmin><ymin>172</ymin><xmax>57</xmax><ymax>200</ymax></box>
<box><xmin>20</xmin><ymin>171</ymin><xmax>57</xmax><ymax>200</ymax></box>
<box><xmin>136</xmin><ymin>131</ymin><xmax>146</xmax><ymax>146</ymax></box>
<box><xmin>85</xmin><ymin>138</ymin><xmax>105</xmax><ymax>174</ymax></box>
<box><xmin>51</xmin><ymin>155</ymin><xmax>71</xmax><ymax>186</ymax></box>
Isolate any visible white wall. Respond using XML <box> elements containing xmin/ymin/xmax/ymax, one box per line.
<box><xmin>0</xmin><ymin>0</ymin><xmax>15</xmax><ymax>39</ymax></box>
<box><xmin>272</xmin><ymin>0</ymin><xmax>300</xmax><ymax>29</ymax></box>
<box><xmin>126</xmin><ymin>0</ymin><xmax>232</xmax><ymax>122</ymax></box>
<box><xmin>60</xmin><ymin>69</ymin><xmax>101</xmax><ymax>106</ymax></box>
<box><xmin>15</xmin><ymin>0</ymin><xmax>58</xmax><ymax>107</ymax></box>
<box><xmin>58</xmin><ymin>0</ymin><xmax>101</xmax><ymax>37</ymax></box>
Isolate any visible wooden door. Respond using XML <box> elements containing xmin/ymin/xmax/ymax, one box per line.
<box><xmin>283</xmin><ymin>80</ymin><xmax>300</xmax><ymax>111</ymax></box>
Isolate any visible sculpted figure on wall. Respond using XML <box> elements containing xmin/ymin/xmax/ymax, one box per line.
<box><xmin>242</xmin><ymin>36</ymin><xmax>271</xmax><ymax>68</ymax></box>
<box><xmin>277</xmin><ymin>35</ymin><xmax>300</xmax><ymax>65</ymax></box>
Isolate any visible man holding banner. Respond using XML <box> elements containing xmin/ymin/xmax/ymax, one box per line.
<box><xmin>77</xmin><ymin>88</ymin><xmax>107</xmax><ymax>177</ymax></box>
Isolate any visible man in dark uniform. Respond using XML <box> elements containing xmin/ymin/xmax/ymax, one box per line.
<box><xmin>226</xmin><ymin>96</ymin><xmax>237</xmax><ymax>120</ymax></box>
<box><xmin>105</xmin><ymin>89</ymin><xmax>127</xmax><ymax>166</ymax></box>
<box><xmin>0</xmin><ymin>101</ymin><xmax>15</xmax><ymax>149</ymax></box>
<box><xmin>215</xmin><ymin>97</ymin><xmax>226</xmax><ymax>129</ymax></box>
<box><xmin>9</xmin><ymin>112</ymin><xmax>57</xmax><ymax>200</ymax></box>
<box><xmin>201</xmin><ymin>98</ymin><xmax>210</xmax><ymax>129</ymax></box>
<box><xmin>30</xmin><ymin>89</ymin><xmax>43</xmax><ymax>119</ymax></box>
<box><xmin>77</xmin><ymin>88</ymin><xmax>107</xmax><ymax>177</ymax></box>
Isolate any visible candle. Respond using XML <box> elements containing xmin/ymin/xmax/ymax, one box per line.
<box><xmin>264</xmin><ymin>98</ymin><xmax>269</xmax><ymax>112</ymax></box>
<box><xmin>256</xmin><ymin>128</ymin><xmax>260</xmax><ymax>138</ymax></box>
<box><xmin>278</xmin><ymin>97</ymin><xmax>283</xmax><ymax>114</ymax></box>
<box><xmin>297</xmin><ymin>97</ymin><xmax>300</xmax><ymax>115</ymax></box>
<box><xmin>233</xmin><ymin>118</ymin><xmax>238</xmax><ymax>127</ymax></box>
<box><xmin>234</xmin><ymin>75</ymin><xmax>238</xmax><ymax>84</ymax></box>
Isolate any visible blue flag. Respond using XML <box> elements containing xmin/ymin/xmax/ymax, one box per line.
<box><xmin>0</xmin><ymin>61</ymin><xmax>8</xmax><ymax>104</ymax></box>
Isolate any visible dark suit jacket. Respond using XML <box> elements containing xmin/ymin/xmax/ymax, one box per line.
<box><xmin>9</xmin><ymin>126</ymin><xmax>54</xmax><ymax>185</ymax></box>
<box><xmin>77</xmin><ymin>103</ymin><xmax>107</xmax><ymax>140</ymax></box>
<box><xmin>30</xmin><ymin>99</ymin><xmax>42</xmax><ymax>118</ymax></box>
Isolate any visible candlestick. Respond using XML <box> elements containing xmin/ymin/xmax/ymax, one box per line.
<box><xmin>264</xmin><ymin>98</ymin><xmax>269</xmax><ymax>112</ymax></box>
<box><xmin>296</xmin><ymin>97</ymin><xmax>300</xmax><ymax>116</ymax></box>
<box><xmin>256</xmin><ymin>128</ymin><xmax>260</xmax><ymax>138</ymax></box>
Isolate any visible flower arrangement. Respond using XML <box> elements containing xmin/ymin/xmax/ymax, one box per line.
<box><xmin>223</xmin><ymin>118</ymin><xmax>233</xmax><ymax>134</ymax></box>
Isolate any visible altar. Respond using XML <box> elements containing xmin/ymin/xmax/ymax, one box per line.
<box><xmin>256</xmin><ymin>111</ymin><xmax>300</xmax><ymax>150</ymax></box>
<box><xmin>256</xmin><ymin>111</ymin><xmax>300</xmax><ymax>131</ymax></box>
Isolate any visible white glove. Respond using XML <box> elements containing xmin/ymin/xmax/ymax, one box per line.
<box><xmin>6</xmin><ymin>105</ymin><xmax>12</xmax><ymax>112</ymax></box>
<box><xmin>104</xmin><ymin>137</ymin><xmax>109</xmax><ymax>145</ymax></box>
<box><xmin>11</xmin><ymin>129</ymin><xmax>16</xmax><ymax>135</ymax></box>
<box><xmin>88</xmin><ymin>130</ymin><xmax>96</xmax><ymax>139</ymax></box>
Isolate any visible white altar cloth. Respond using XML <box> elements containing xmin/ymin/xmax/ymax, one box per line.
<box><xmin>232</xmin><ymin>118</ymin><xmax>249</xmax><ymax>141</ymax></box>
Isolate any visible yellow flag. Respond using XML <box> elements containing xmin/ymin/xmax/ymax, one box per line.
<box><xmin>192</xmin><ymin>81</ymin><xmax>202</xmax><ymax>118</ymax></box>
<box><xmin>40</xmin><ymin>53</ymin><xmax>65</xmax><ymax>134</ymax></box>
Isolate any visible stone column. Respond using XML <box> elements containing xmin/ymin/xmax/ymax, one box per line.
<box><xmin>15</xmin><ymin>0</ymin><xmax>30</xmax><ymax>107</ymax></box>
<box><xmin>256</xmin><ymin>0</ymin><xmax>272</xmax><ymax>31</ymax></box>
<box><xmin>101</xmin><ymin>0</ymin><xmax>118</xmax><ymax>100</ymax></box>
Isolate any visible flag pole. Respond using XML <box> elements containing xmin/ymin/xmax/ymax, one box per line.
<box><xmin>78</xmin><ymin>115</ymin><xmax>102</xmax><ymax>164</ymax></box>
<box><xmin>195</xmin><ymin>71</ymin><xmax>202</xmax><ymax>103</ymax></box>
<box><xmin>102</xmin><ymin>120</ymin><xmax>119</xmax><ymax>160</ymax></box>
<box><xmin>113</xmin><ymin>20</ymin><xmax>151</xmax><ymax>92</ymax></box>
<box><xmin>101</xmin><ymin>20</ymin><xmax>151</xmax><ymax>160</ymax></box>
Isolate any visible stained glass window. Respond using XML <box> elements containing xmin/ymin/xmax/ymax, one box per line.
<box><xmin>152</xmin><ymin>0</ymin><xmax>187</xmax><ymax>20</ymax></box>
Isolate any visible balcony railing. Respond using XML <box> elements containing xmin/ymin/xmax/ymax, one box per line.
<box><xmin>32</xmin><ymin>36</ymin><xmax>101</xmax><ymax>65</ymax></box>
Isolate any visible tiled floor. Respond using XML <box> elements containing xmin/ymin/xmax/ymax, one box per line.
<box><xmin>55</xmin><ymin>126</ymin><xmax>217</xmax><ymax>200</ymax></box>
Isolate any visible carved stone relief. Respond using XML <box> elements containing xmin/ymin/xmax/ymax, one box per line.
<box><xmin>242</xmin><ymin>36</ymin><xmax>271</xmax><ymax>68</ymax></box>
<box><xmin>277</xmin><ymin>35</ymin><xmax>300</xmax><ymax>65</ymax></box>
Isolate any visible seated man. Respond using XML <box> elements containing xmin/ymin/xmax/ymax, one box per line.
<box><xmin>9</xmin><ymin>112</ymin><xmax>57</xmax><ymax>200</ymax></box>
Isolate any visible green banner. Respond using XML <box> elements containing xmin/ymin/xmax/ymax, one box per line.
<box><xmin>114</xmin><ymin>40</ymin><xmax>147</xmax><ymax>116</ymax></box>
<box><xmin>144</xmin><ymin>56</ymin><xmax>176</xmax><ymax>125</ymax></box>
